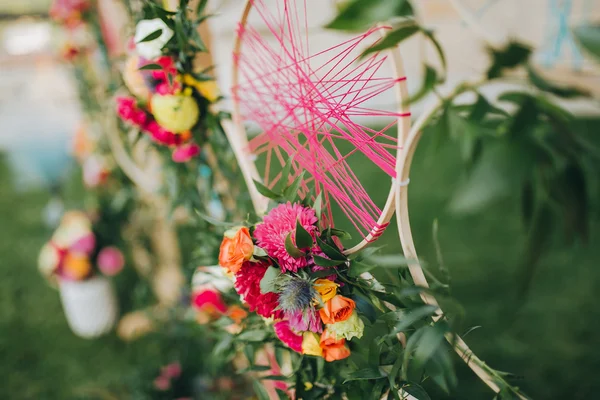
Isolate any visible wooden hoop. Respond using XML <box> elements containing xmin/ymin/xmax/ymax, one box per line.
<box><xmin>228</xmin><ymin>0</ymin><xmax>411</xmax><ymax>255</ymax></box>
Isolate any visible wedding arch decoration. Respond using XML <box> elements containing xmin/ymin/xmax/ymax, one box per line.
<box><xmin>219</xmin><ymin>0</ymin><xmax>530</xmax><ymax>398</ymax></box>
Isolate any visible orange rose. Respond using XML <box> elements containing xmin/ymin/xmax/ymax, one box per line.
<box><xmin>320</xmin><ymin>330</ymin><xmax>351</xmax><ymax>362</ymax></box>
<box><xmin>218</xmin><ymin>227</ymin><xmax>254</xmax><ymax>274</ymax></box>
<box><xmin>319</xmin><ymin>295</ymin><xmax>355</xmax><ymax>324</ymax></box>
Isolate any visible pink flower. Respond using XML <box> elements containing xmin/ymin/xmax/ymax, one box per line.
<box><xmin>161</xmin><ymin>362</ymin><xmax>182</xmax><ymax>379</ymax></box>
<box><xmin>97</xmin><ymin>246</ymin><xmax>125</xmax><ymax>276</ymax></box>
<box><xmin>191</xmin><ymin>289</ymin><xmax>227</xmax><ymax>314</ymax></box>
<box><xmin>143</xmin><ymin>120</ymin><xmax>180</xmax><ymax>146</ymax></box>
<box><xmin>70</xmin><ymin>233</ymin><xmax>95</xmax><ymax>254</ymax></box>
<box><xmin>153</xmin><ymin>375</ymin><xmax>171</xmax><ymax>391</ymax></box>
<box><xmin>143</xmin><ymin>56</ymin><xmax>180</xmax><ymax>95</ymax></box>
<box><xmin>82</xmin><ymin>156</ymin><xmax>109</xmax><ymax>188</ymax></box>
<box><xmin>172</xmin><ymin>143</ymin><xmax>200</xmax><ymax>163</ymax></box>
<box><xmin>274</xmin><ymin>320</ymin><xmax>303</xmax><ymax>353</ymax></box>
<box><xmin>234</xmin><ymin>261</ymin><xmax>283</xmax><ymax>319</ymax></box>
<box><xmin>253</xmin><ymin>202</ymin><xmax>318</xmax><ymax>272</ymax></box>
<box><xmin>287</xmin><ymin>307</ymin><xmax>322</xmax><ymax>334</ymax></box>
<box><xmin>116</xmin><ymin>96</ymin><xmax>146</xmax><ymax>126</ymax></box>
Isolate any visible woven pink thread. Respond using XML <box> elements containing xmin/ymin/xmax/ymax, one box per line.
<box><xmin>233</xmin><ymin>0</ymin><xmax>410</xmax><ymax>238</ymax></box>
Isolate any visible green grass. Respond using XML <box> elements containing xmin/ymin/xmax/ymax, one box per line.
<box><xmin>1</xmin><ymin>119</ymin><xmax>599</xmax><ymax>399</ymax></box>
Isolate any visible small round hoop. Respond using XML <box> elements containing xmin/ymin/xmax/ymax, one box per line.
<box><xmin>228</xmin><ymin>0</ymin><xmax>411</xmax><ymax>255</ymax></box>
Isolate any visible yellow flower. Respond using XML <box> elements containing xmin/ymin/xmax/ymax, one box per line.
<box><xmin>326</xmin><ymin>311</ymin><xmax>364</xmax><ymax>341</ymax></box>
<box><xmin>182</xmin><ymin>74</ymin><xmax>219</xmax><ymax>102</ymax></box>
<box><xmin>302</xmin><ymin>332</ymin><xmax>323</xmax><ymax>357</ymax></box>
<box><xmin>314</xmin><ymin>278</ymin><xmax>338</xmax><ymax>303</ymax></box>
<box><xmin>150</xmin><ymin>94</ymin><xmax>200</xmax><ymax>133</ymax></box>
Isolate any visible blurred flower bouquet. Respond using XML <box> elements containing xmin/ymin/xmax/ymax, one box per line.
<box><xmin>39</xmin><ymin>211</ymin><xmax>125</xmax><ymax>337</ymax></box>
<box><xmin>117</xmin><ymin>7</ymin><xmax>220</xmax><ymax>164</ymax></box>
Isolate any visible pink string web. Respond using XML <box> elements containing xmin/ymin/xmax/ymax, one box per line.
<box><xmin>233</xmin><ymin>0</ymin><xmax>410</xmax><ymax>239</ymax></box>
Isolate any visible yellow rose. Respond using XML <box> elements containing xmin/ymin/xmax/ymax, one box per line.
<box><xmin>150</xmin><ymin>94</ymin><xmax>200</xmax><ymax>133</ymax></box>
<box><xmin>314</xmin><ymin>278</ymin><xmax>338</xmax><ymax>303</ymax></box>
<box><xmin>302</xmin><ymin>332</ymin><xmax>323</xmax><ymax>357</ymax></box>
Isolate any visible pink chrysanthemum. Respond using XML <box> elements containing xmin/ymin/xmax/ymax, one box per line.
<box><xmin>253</xmin><ymin>202</ymin><xmax>318</xmax><ymax>272</ymax></box>
<box><xmin>234</xmin><ymin>261</ymin><xmax>283</xmax><ymax>319</ymax></box>
<box><xmin>273</xmin><ymin>320</ymin><xmax>303</xmax><ymax>353</ymax></box>
<box><xmin>287</xmin><ymin>307</ymin><xmax>323</xmax><ymax>334</ymax></box>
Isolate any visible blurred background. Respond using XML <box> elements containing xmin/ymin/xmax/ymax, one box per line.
<box><xmin>1</xmin><ymin>0</ymin><xmax>600</xmax><ymax>399</ymax></box>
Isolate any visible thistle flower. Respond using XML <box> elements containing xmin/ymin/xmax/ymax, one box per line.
<box><xmin>277</xmin><ymin>276</ymin><xmax>317</xmax><ymax>315</ymax></box>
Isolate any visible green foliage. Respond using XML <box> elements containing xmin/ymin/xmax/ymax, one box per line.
<box><xmin>573</xmin><ymin>24</ymin><xmax>600</xmax><ymax>61</ymax></box>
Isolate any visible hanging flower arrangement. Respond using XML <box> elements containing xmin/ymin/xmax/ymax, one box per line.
<box><xmin>116</xmin><ymin>3</ymin><xmax>221</xmax><ymax>164</ymax></box>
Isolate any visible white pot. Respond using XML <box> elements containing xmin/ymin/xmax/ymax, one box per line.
<box><xmin>59</xmin><ymin>276</ymin><xmax>118</xmax><ymax>338</ymax></box>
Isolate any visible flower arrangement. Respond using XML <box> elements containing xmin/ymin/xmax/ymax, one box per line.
<box><xmin>39</xmin><ymin>211</ymin><xmax>125</xmax><ymax>282</ymax></box>
<box><xmin>116</xmin><ymin>2</ymin><xmax>220</xmax><ymax>164</ymax></box>
<box><xmin>218</xmin><ymin>199</ymin><xmax>368</xmax><ymax>362</ymax></box>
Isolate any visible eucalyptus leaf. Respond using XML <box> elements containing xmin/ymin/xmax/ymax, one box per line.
<box><xmin>313</xmin><ymin>193</ymin><xmax>323</xmax><ymax>219</ymax></box>
<box><xmin>252</xmin><ymin>379</ymin><xmax>271</xmax><ymax>400</ymax></box>
<box><xmin>399</xmin><ymin>381</ymin><xmax>432</xmax><ymax>400</ymax></box>
<box><xmin>283</xmin><ymin>172</ymin><xmax>305</xmax><ymax>202</ymax></box>
<box><xmin>412</xmin><ymin>323</ymin><xmax>449</xmax><ymax>370</ymax></box>
<box><xmin>352</xmin><ymin>293</ymin><xmax>378</xmax><ymax>323</ymax></box>
<box><xmin>238</xmin><ymin>330</ymin><xmax>269</xmax><ymax>342</ymax></box>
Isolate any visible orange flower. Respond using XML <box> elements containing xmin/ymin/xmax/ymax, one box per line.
<box><xmin>62</xmin><ymin>253</ymin><xmax>92</xmax><ymax>280</ymax></box>
<box><xmin>227</xmin><ymin>305</ymin><xmax>248</xmax><ymax>324</ymax></box>
<box><xmin>218</xmin><ymin>227</ymin><xmax>254</xmax><ymax>274</ymax></box>
<box><xmin>320</xmin><ymin>330</ymin><xmax>351</xmax><ymax>362</ymax></box>
<box><xmin>319</xmin><ymin>295</ymin><xmax>355</xmax><ymax>324</ymax></box>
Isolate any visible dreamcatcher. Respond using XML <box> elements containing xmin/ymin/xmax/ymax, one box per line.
<box><xmin>225</xmin><ymin>0</ymin><xmax>523</xmax><ymax>397</ymax></box>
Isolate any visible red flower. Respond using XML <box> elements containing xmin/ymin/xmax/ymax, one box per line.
<box><xmin>234</xmin><ymin>261</ymin><xmax>283</xmax><ymax>320</ymax></box>
<box><xmin>274</xmin><ymin>320</ymin><xmax>302</xmax><ymax>353</ymax></box>
<box><xmin>145</xmin><ymin>56</ymin><xmax>180</xmax><ymax>95</ymax></box>
<box><xmin>116</xmin><ymin>96</ymin><xmax>147</xmax><ymax>126</ymax></box>
<box><xmin>143</xmin><ymin>120</ymin><xmax>180</xmax><ymax>146</ymax></box>
<box><xmin>192</xmin><ymin>289</ymin><xmax>227</xmax><ymax>314</ymax></box>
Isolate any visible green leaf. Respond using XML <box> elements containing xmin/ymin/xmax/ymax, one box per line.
<box><xmin>343</xmin><ymin>367</ymin><xmax>386</xmax><ymax>383</ymax></box>
<box><xmin>352</xmin><ymin>293</ymin><xmax>378</xmax><ymax>323</ymax></box>
<box><xmin>277</xmin><ymin>156</ymin><xmax>294</xmax><ymax>192</ymax></box>
<box><xmin>422</xmin><ymin>29</ymin><xmax>447</xmax><ymax>75</ymax></box>
<box><xmin>283</xmin><ymin>172</ymin><xmax>305</xmax><ymax>202</ymax></box>
<box><xmin>408</xmin><ymin>65</ymin><xmax>437</xmax><ymax>104</ymax></box>
<box><xmin>379</xmin><ymin>310</ymin><xmax>405</xmax><ymax>324</ymax></box>
<box><xmin>412</xmin><ymin>323</ymin><xmax>448</xmax><ymax>370</ymax></box>
<box><xmin>361</xmin><ymin>24</ymin><xmax>419</xmax><ymax>58</ymax></box>
<box><xmin>313</xmin><ymin>193</ymin><xmax>323</xmax><ymax>219</ymax></box>
<box><xmin>260</xmin><ymin>266</ymin><xmax>282</xmax><ymax>294</ymax></box>
<box><xmin>260</xmin><ymin>375</ymin><xmax>289</xmax><ymax>381</ymax></box>
<box><xmin>573</xmin><ymin>24</ymin><xmax>600</xmax><ymax>61</ymax></box>
<box><xmin>238</xmin><ymin>330</ymin><xmax>269</xmax><ymax>342</ymax></box>
<box><xmin>313</xmin><ymin>255</ymin><xmax>345</xmax><ymax>267</ymax></box>
<box><xmin>449</xmin><ymin>142</ymin><xmax>535</xmax><ymax>214</ymax></box>
<box><xmin>254</xmin><ymin>180</ymin><xmax>281</xmax><ymax>200</ymax></box>
<box><xmin>252</xmin><ymin>379</ymin><xmax>271</xmax><ymax>400</ymax></box>
<box><xmin>295</xmin><ymin>219</ymin><xmax>314</xmax><ymax>248</ymax></box>
<box><xmin>285</xmin><ymin>232</ymin><xmax>306</xmax><ymax>258</ymax></box>
<box><xmin>137</xmin><ymin>29</ymin><xmax>163</xmax><ymax>43</ymax></box>
<box><xmin>329</xmin><ymin>227</ymin><xmax>352</xmax><ymax>241</ymax></box>
<box><xmin>316</xmin><ymin>237</ymin><xmax>345</xmax><ymax>261</ymax></box>
<box><xmin>391</xmin><ymin>305</ymin><xmax>438</xmax><ymax>335</ymax></box>
<box><xmin>196</xmin><ymin>0</ymin><xmax>209</xmax><ymax>16</ymax></box>
<box><xmin>399</xmin><ymin>381</ymin><xmax>432</xmax><ymax>400</ymax></box>
<box><xmin>526</xmin><ymin>64</ymin><xmax>587</xmax><ymax>98</ymax></box>
<box><xmin>347</xmin><ymin>260</ymin><xmax>377</xmax><ymax>277</ymax></box>
<box><xmin>486</xmin><ymin>41</ymin><xmax>532</xmax><ymax>79</ymax></box>
<box><xmin>138</xmin><ymin>63</ymin><xmax>163</xmax><ymax>71</ymax></box>
<box><xmin>326</xmin><ymin>0</ymin><xmax>413</xmax><ymax>31</ymax></box>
